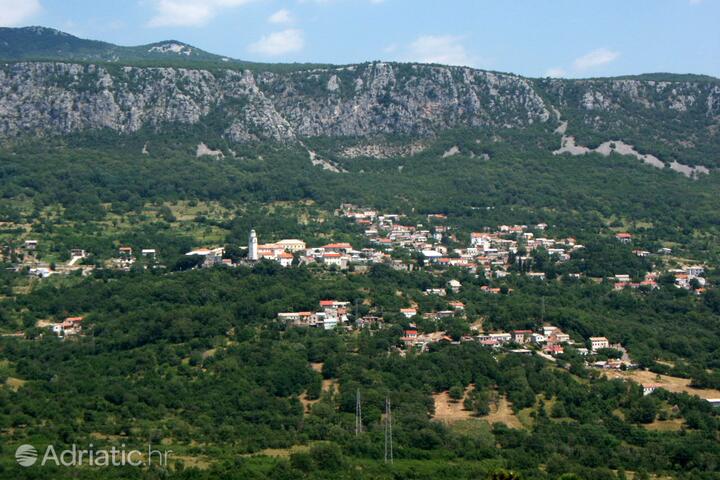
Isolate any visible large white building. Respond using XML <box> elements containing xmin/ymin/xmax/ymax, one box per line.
<box><xmin>276</xmin><ymin>239</ymin><xmax>306</xmax><ymax>252</ymax></box>
<box><xmin>248</xmin><ymin>229</ymin><xmax>258</xmax><ymax>261</ymax></box>
<box><xmin>590</xmin><ymin>336</ymin><xmax>610</xmax><ymax>352</ymax></box>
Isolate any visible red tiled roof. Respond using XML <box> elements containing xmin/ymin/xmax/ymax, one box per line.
<box><xmin>323</xmin><ymin>243</ymin><xmax>352</xmax><ymax>249</ymax></box>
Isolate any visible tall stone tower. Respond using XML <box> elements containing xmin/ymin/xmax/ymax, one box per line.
<box><xmin>248</xmin><ymin>229</ymin><xmax>258</xmax><ymax>261</ymax></box>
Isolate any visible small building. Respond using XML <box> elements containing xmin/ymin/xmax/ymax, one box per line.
<box><xmin>24</xmin><ymin>240</ymin><xmax>38</xmax><ymax>250</ymax></box>
<box><xmin>141</xmin><ymin>249</ymin><xmax>157</xmax><ymax>259</ymax></box>
<box><xmin>118</xmin><ymin>246</ymin><xmax>133</xmax><ymax>257</ymax></box>
<box><xmin>448</xmin><ymin>300</ymin><xmax>465</xmax><ymax>311</ymax></box>
<box><xmin>615</xmin><ymin>233</ymin><xmax>633</xmax><ymax>243</ymax></box>
<box><xmin>527</xmin><ymin>272</ymin><xmax>546</xmax><ymax>280</ymax></box>
<box><xmin>541</xmin><ymin>325</ymin><xmax>559</xmax><ymax>337</ymax></box>
<box><xmin>403</xmin><ymin>329</ymin><xmax>418</xmax><ymax>339</ymax></box>
<box><xmin>278</xmin><ymin>251</ymin><xmax>294</xmax><ymax>267</ymax></box>
<box><xmin>422</xmin><ymin>250</ymin><xmax>443</xmax><ymax>260</ymax></box>
<box><xmin>642</xmin><ymin>384</ymin><xmax>660</xmax><ymax>396</ymax></box>
<box><xmin>53</xmin><ymin>316</ymin><xmax>84</xmax><ymax>336</ymax></box>
<box><xmin>400</xmin><ymin>308</ymin><xmax>417</xmax><ymax>319</ymax></box>
<box><xmin>423</xmin><ymin>288</ymin><xmax>446</xmax><ymax>297</ymax></box>
<box><xmin>512</xmin><ymin>330</ymin><xmax>533</xmax><ymax>344</ymax></box>
<box><xmin>278</xmin><ymin>312</ymin><xmax>314</xmax><ymax>325</ymax></box>
<box><xmin>323</xmin><ymin>242</ymin><xmax>353</xmax><ymax>253</ymax></box>
<box><xmin>548</xmin><ymin>332</ymin><xmax>570</xmax><ymax>344</ymax></box>
<box><xmin>479</xmin><ymin>338</ymin><xmax>500</xmax><ymax>348</ymax></box>
<box><xmin>544</xmin><ymin>344</ymin><xmax>564</xmax><ymax>356</ymax></box>
<box><xmin>357</xmin><ymin>316</ymin><xmax>382</xmax><ymax>328</ymax></box>
<box><xmin>590</xmin><ymin>336</ymin><xmax>610</xmax><ymax>352</ymax></box>
<box><xmin>322</xmin><ymin>252</ymin><xmax>345</xmax><ymax>268</ymax></box>
<box><xmin>447</xmin><ymin>279</ymin><xmax>462</xmax><ymax>293</ymax></box>
<box><xmin>29</xmin><ymin>267</ymin><xmax>51</xmax><ymax>278</ymax></box>
<box><xmin>488</xmin><ymin>332</ymin><xmax>512</xmax><ymax>344</ymax></box>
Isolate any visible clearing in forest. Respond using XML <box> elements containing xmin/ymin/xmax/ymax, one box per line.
<box><xmin>483</xmin><ymin>395</ymin><xmax>523</xmax><ymax>429</ymax></box>
<box><xmin>432</xmin><ymin>388</ymin><xmax>473</xmax><ymax>423</ymax></box>
<box><xmin>604</xmin><ymin>370</ymin><xmax>720</xmax><ymax>400</ymax></box>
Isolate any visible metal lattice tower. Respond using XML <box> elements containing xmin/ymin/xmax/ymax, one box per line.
<box><xmin>384</xmin><ymin>397</ymin><xmax>393</xmax><ymax>464</ymax></box>
<box><xmin>355</xmin><ymin>388</ymin><xmax>362</xmax><ymax>436</ymax></box>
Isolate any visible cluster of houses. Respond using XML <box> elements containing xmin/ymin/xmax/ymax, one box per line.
<box><xmin>671</xmin><ymin>265</ymin><xmax>707</xmax><ymax>292</ymax></box>
<box><xmin>277</xmin><ymin>300</ymin><xmax>351</xmax><ymax>330</ymax></box>
<box><xmin>396</xmin><ymin>324</ymin><xmax>582</xmax><ymax>356</ymax></box>
<box><xmin>113</xmin><ymin>246</ymin><xmax>158</xmax><ymax>270</ymax></box>
<box><xmin>340</xmin><ymin>204</ymin><xmax>584</xmax><ymax>278</ymax></box>
<box><xmin>611</xmin><ymin>272</ymin><xmax>659</xmax><ymax>291</ymax></box>
<box><xmin>6</xmin><ymin>209</ymin><xmax>712</xmax><ymax>304</ymax></box>
<box><xmin>0</xmin><ymin>240</ymin><xmax>97</xmax><ymax>278</ymax></box>
<box><xmin>610</xmin><ymin>265</ymin><xmax>707</xmax><ymax>293</ymax></box>
<box><xmin>398</xmin><ymin>316</ymin><xmax>636</xmax><ymax>370</ymax></box>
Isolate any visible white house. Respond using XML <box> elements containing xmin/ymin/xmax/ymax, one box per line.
<box><xmin>447</xmin><ymin>279</ymin><xmax>462</xmax><ymax>293</ymax></box>
<box><xmin>278</xmin><ymin>251</ymin><xmax>294</xmax><ymax>267</ymax></box>
<box><xmin>590</xmin><ymin>336</ymin><xmax>610</xmax><ymax>352</ymax></box>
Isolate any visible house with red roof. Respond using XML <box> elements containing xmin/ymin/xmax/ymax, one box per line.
<box><xmin>615</xmin><ymin>233</ymin><xmax>633</xmax><ymax>244</ymax></box>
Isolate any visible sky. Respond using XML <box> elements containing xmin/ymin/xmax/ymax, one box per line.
<box><xmin>1</xmin><ymin>0</ymin><xmax>718</xmax><ymax>78</ymax></box>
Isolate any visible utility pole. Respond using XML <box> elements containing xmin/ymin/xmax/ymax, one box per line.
<box><xmin>384</xmin><ymin>397</ymin><xmax>393</xmax><ymax>464</ymax></box>
<box><xmin>355</xmin><ymin>388</ymin><xmax>362</xmax><ymax>436</ymax></box>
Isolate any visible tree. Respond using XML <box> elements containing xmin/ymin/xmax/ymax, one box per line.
<box><xmin>449</xmin><ymin>385</ymin><xmax>465</xmax><ymax>402</ymax></box>
<box><xmin>309</xmin><ymin>442</ymin><xmax>344</xmax><ymax>470</ymax></box>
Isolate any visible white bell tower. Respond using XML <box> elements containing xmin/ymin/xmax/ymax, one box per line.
<box><xmin>248</xmin><ymin>229</ymin><xmax>258</xmax><ymax>260</ymax></box>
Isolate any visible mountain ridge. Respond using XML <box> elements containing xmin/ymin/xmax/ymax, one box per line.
<box><xmin>2</xmin><ymin>26</ymin><xmax>718</xmax><ymax>81</ymax></box>
<box><xmin>0</xmin><ymin>26</ymin><xmax>719</xmax><ymax>170</ymax></box>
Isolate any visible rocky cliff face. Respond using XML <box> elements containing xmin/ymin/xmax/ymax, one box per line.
<box><xmin>0</xmin><ymin>61</ymin><xmax>550</xmax><ymax>142</ymax></box>
<box><xmin>0</xmin><ymin>61</ymin><xmax>718</xmax><ymax>165</ymax></box>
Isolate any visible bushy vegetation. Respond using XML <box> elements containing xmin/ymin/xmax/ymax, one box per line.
<box><xmin>0</xmin><ymin>264</ymin><xmax>718</xmax><ymax>478</ymax></box>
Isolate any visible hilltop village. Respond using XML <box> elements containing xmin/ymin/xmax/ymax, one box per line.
<box><xmin>6</xmin><ymin>204</ymin><xmax>708</xmax><ymax>295</ymax></box>
<box><xmin>13</xmin><ymin>204</ymin><xmax>710</xmax><ymax>396</ymax></box>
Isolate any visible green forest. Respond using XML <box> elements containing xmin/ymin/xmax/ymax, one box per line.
<box><xmin>0</xmin><ymin>122</ymin><xmax>719</xmax><ymax>480</ymax></box>
<box><xmin>0</xmin><ymin>259</ymin><xmax>719</xmax><ymax>479</ymax></box>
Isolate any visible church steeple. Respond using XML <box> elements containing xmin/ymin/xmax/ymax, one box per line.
<box><xmin>248</xmin><ymin>229</ymin><xmax>258</xmax><ymax>260</ymax></box>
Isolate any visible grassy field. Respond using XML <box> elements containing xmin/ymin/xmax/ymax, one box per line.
<box><xmin>604</xmin><ymin>369</ymin><xmax>720</xmax><ymax>399</ymax></box>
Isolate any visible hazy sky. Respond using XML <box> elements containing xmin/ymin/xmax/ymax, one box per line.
<box><xmin>2</xmin><ymin>0</ymin><xmax>718</xmax><ymax>77</ymax></box>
